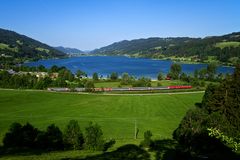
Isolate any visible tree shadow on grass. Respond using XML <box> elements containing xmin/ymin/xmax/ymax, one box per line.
<box><xmin>62</xmin><ymin>144</ymin><xmax>150</xmax><ymax>160</ymax></box>
<box><xmin>148</xmin><ymin>138</ymin><xmax>240</xmax><ymax>160</ymax></box>
<box><xmin>0</xmin><ymin>146</ymin><xmax>59</xmax><ymax>158</ymax></box>
<box><xmin>149</xmin><ymin>139</ymin><xmax>178</xmax><ymax>160</ymax></box>
<box><xmin>0</xmin><ymin>147</ymin><xmax>46</xmax><ymax>158</ymax></box>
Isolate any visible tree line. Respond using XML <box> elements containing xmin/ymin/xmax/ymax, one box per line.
<box><xmin>0</xmin><ymin>63</ymin><xmax>227</xmax><ymax>91</ymax></box>
<box><xmin>3</xmin><ymin>120</ymin><xmax>115</xmax><ymax>152</ymax></box>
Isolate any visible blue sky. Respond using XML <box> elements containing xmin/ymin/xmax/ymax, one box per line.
<box><xmin>0</xmin><ymin>0</ymin><xmax>239</xmax><ymax>50</ymax></box>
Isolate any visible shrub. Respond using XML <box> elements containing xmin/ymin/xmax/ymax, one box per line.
<box><xmin>140</xmin><ymin>130</ymin><xmax>153</xmax><ymax>148</ymax></box>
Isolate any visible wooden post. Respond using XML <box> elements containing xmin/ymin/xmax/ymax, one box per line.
<box><xmin>134</xmin><ymin>119</ymin><xmax>137</xmax><ymax>139</ymax></box>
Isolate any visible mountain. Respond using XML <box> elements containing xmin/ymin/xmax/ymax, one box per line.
<box><xmin>0</xmin><ymin>28</ymin><xmax>66</xmax><ymax>62</ymax></box>
<box><xmin>92</xmin><ymin>32</ymin><xmax>240</xmax><ymax>65</ymax></box>
<box><xmin>54</xmin><ymin>46</ymin><xmax>84</xmax><ymax>54</ymax></box>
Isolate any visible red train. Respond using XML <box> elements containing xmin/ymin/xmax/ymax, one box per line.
<box><xmin>168</xmin><ymin>85</ymin><xmax>192</xmax><ymax>89</ymax></box>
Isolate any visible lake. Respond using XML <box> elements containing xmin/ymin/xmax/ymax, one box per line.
<box><xmin>25</xmin><ymin>56</ymin><xmax>234</xmax><ymax>79</ymax></box>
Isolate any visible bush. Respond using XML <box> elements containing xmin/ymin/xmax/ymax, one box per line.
<box><xmin>157</xmin><ymin>82</ymin><xmax>162</xmax><ymax>87</ymax></box>
<box><xmin>132</xmin><ymin>77</ymin><xmax>151</xmax><ymax>87</ymax></box>
<box><xmin>103</xmin><ymin>139</ymin><xmax>116</xmax><ymax>151</ymax></box>
<box><xmin>140</xmin><ymin>130</ymin><xmax>153</xmax><ymax>148</ymax></box>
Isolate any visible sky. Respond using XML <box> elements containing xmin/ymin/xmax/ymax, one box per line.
<box><xmin>0</xmin><ymin>0</ymin><xmax>240</xmax><ymax>50</ymax></box>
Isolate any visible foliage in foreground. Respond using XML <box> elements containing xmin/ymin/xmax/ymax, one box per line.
<box><xmin>173</xmin><ymin>65</ymin><xmax>240</xmax><ymax>159</ymax></box>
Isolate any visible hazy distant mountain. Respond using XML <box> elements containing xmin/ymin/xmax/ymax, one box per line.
<box><xmin>54</xmin><ymin>46</ymin><xmax>84</xmax><ymax>54</ymax></box>
<box><xmin>0</xmin><ymin>28</ymin><xmax>66</xmax><ymax>61</ymax></box>
<box><xmin>92</xmin><ymin>32</ymin><xmax>240</xmax><ymax>64</ymax></box>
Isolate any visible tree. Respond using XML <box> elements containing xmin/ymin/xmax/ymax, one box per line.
<box><xmin>92</xmin><ymin>72</ymin><xmax>99</xmax><ymax>81</ymax></box>
<box><xmin>58</xmin><ymin>69</ymin><xmax>74</xmax><ymax>81</ymax></box>
<box><xmin>76</xmin><ymin>70</ymin><xmax>87</xmax><ymax>78</ymax></box>
<box><xmin>206</xmin><ymin>63</ymin><xmax>217</xmax><ymax>81</ymax></box>
<box><xmin>120</xmin><ymin>73</ymin><xmax>131</xmax><ymax>85</ymax></box>
<box><xmin>50</xmin><ymin>65</ymin><xmax>59</xmax><ymax>73</ymax></box>
<box><xmin>84</xmin><ymin>122</ymin><xmax>105</xmax><ymax>151</ymax></box>
<box><xmin>3</xmin><ymin>122</ymin><xmax>39</xmax><ymax>148</ymax></box>
<box><xmin>53</xmin><ymin>77</ymin><xmax>67</xmax><ymax>87</ymax></box>
<box><xmin>84</xmin><ymin>80</ymin><xmax>95</xmax><ymax>92</ymax></box>
<box><xmin>37</xmin><ymin>65</ymin><xmax>47</xmax><ymax>72</ymax></box>
<box><xmin>35</xmin><ymin>77</ymin><xmax>52</xmax><ymax>89</ymax></box>
<box><xmin>3</xmin><ymin>122</ymin><xmax>23</xmax><ymax>148</ymax></box>
<box><xmin>63</xmin><ymin>120</ymin><xmax>84</xmax><ymax>150</ymax></box>
<box><xmin>110</xmin><ymin>72</ymin><xmax>118</xmax><ymax>80</ymax></box>
<box><xmin>157</xmin><ymin>72</ymin><xmax>164</xmax><ymax>81</ymax></box>
<box><xmin>194</xmin><ymin>69</ymin><xmax>199</xmax><ymax>79</ymax></box>
<box><xmin>180</xmin><ymin>72</ymin><xmax>188</xmax><ymax>82</ymax></box>
<box><xmin>173</xmin><ymin>65</ymin><xmax>240</xmax><ymax>158</ymax></box>
<box><xmin>199</xmin><ymin>68</ymin><xmax>207</xmax><ymax>79</ymax></box>
<box><xmin>169</xmin><ymin>63</ymin><xmax>182</xmax><ymax>80</ymax></box>
<box><xmin>21</xmin><ymin>122</ymin><xmax>39</xmax><ymax>148</ymax></box>
<box><xmin>44</xmin><ymin>124</ymin><xmax>64</xmax><ymax>150</ymax></box>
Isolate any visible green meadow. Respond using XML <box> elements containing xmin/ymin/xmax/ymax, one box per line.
<box><xmin>0</xmin><ymin>89</ymin><xmax>203</xmax><ymax>159</ymax></box>
<box><xmin>0</xmin><ymin>89</ymin><xmax>203</xmax><ymax>143</ymax></box>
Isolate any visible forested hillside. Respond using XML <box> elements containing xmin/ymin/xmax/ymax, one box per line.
<box><xmin>0</xmin><ymin>28</ymin><xmax>66</xmax><ymax>67</ymax></box>
<box><xmin>92</xmin><ymin>32</ymin><xmax>240</xmax><ymax>65</ymax></box>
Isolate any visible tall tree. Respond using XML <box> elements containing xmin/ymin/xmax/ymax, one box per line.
<box><xmin>157</xmin><ymin>72</ymin><xmax>164</xmax><ymax>81</ymax></box>
<box><xmin>76</xmin><ymin>70</ymin><xmax>87</xmax><ymax>78</ymax></box>
<box><xmin>63</xmin><ymin>120</ymin><xmax>84</xmax><ymax>150</ymax></box>
<box><xmin>169</xmin><ymin>63</ymin><xmax>182</xmax><ymax>80</ymax></box>
<box><xmin>92</xmin><ymin>72</ymin><xmax>99</xmax><ymax>81</ymax></box>
<box><xmin>206</xmin><ymin>63</ymin><xmax>217</xmax><ymax>80</ymax></box>
<box><xmin>110</xmin><ymin>72</ymin><xmax>118</xmax><ymax>80</ymax></box>
<box><xmin>85</xmin><ymin>122</ymin><xmax>105</xmax><ymax>151</ymax></box>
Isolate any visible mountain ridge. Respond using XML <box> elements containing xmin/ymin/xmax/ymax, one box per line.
<box><xmin>91</xmin><ymin>32</ymin><xmax>240</xmax><ymax>65</ymax></box>
<box><xmin>0</xmin><ymin>28</ymin><xmax>66</xmax><ymax>62</ymax></box>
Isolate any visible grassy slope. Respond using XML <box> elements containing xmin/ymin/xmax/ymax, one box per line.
<box><xmin>0</xmin><ymin>90</ymin><xmax>203</xmax><ymax>140</ymax></box>
<box><xmin>215</xmin><ymin>41</ymin><xmax>240</xmax><ymax>49</ymax></box>
<box><xmin>0</xmin><ymin>89</ymin><xmax>203</xmax><ymax>159</ymax></box>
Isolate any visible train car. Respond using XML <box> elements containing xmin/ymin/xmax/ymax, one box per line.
<box><xmin>168</xmin><ymin>85</ymin><xmax>192</xmax><ymax>89</ymax></box>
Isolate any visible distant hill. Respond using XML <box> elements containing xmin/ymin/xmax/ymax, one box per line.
<box><xmin>92</xmin><ymin>32</ymin><xmax>240</xmax><ymax>65</ymax></box>
<box><xmin>0</xmin><ymin>28</ymin><xmax>66</xmax><ymax>62</ymax></box>
<box><xmin>54</xmin><ymin>46</ymin><xmax>84</xmax><ymax>54</ymax></box>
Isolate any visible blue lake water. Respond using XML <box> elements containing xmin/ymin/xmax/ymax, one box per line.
<box><xmin>25</xmin><ymin>56</ymin><xmax>234</xmax><ymax>79</ymax></box>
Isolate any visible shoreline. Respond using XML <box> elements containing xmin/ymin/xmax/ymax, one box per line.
<box><xmin>86</xmin><ymin>54</ymin><xmax>236</xmax><ymax>68</ymax></box>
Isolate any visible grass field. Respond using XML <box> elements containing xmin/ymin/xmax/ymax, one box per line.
<box><xmin>0</xmin><ymin>89</ymin><xmax>203</xmax><ymax>141</ymax></box>
<box><xmin>0</xmin><ymin>89</ymin><xmax>203</xmax><ymax>159</ymax></box>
